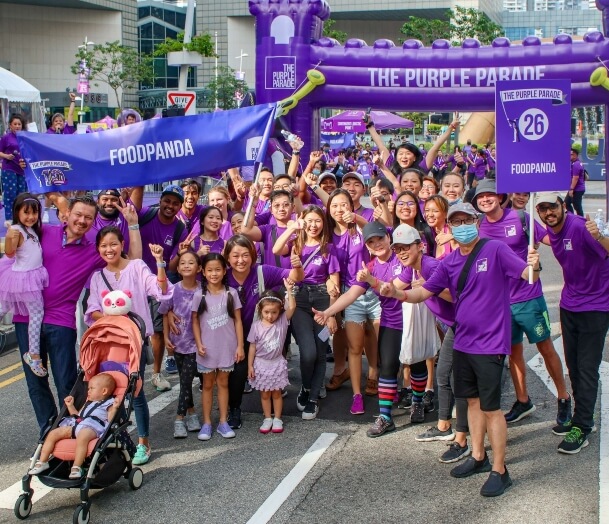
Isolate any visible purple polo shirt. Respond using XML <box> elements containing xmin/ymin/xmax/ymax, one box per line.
<box><xmin>138</xmin><ymin>206</ymin><xmax>188</xmax><ymax>272</ymax></box>
<box><xmin>300</xmin><ymin>244</ymin><xmax>341</xmax><ymax>285</ymax></box>
<box><xmin>332</xmin><ymin>229</ymin><xmax>369</xmax><ymax>287</ymax></box>
<box><xmin>479</xmin><ymin>208</ymin><xmax>546</xmax><ymax>304</ymax></box>
<box><xmin>0</xmin><ymin>132</ymin><xmax>24</xmax><ymax>173</ymax></box>
<box><xmin>546</xmin><ymin>213</ymin><xmax>609</xmax><ymax>312</ymax></box>
<box><xmin>571</xmin><ymin>159</ymin><xmax>585</xmax><ymax>192</ymax></box>
<box><xmin>423</xmin><ymin>240</ymin><xmax>527</xmax><ymax>355</ymax></box>
<box><xmin>226</xmin><ymin>264</ymin><xmax>291</xmax><ymax>331</ymax></box>
<box><xmin>354</xmin><ymin>252</ymin><xmax>404</xmax><ymax>329</ymax></box>
<box><xmin>85</xmin><ymin>213</ymin><xmax>131</xmax><ymax>254</ymax></box>
<box><xmin>14</xmin><ymin>224</ymin><xmax>105</xmax><ymax>329</ymax></box>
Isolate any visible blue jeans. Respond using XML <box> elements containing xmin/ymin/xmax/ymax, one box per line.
<box><xmin>131</xmin><ymin>344</ymin><xmax>150</xmax><ymax>438</ymax></box>
<box><xmin>15</xmin><ymin>322</ymin><xmax>77</xmax><ymax>434</ymax></box>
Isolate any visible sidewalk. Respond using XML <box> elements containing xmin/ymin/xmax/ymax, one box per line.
<box><xmin>584</xmin><ymin>180</ymin><xmax>607</xmax><ymax>199</ymax></box>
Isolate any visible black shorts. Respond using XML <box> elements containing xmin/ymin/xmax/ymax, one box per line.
<box><xmin>453</xmin><ymin>350</ymin><xmax>505</xmax><ymax>412</ymax></box>
<box><xmin>148</xmin><ymin>297</ymin><xmax>164</xmax><ymax>333</ymax></box>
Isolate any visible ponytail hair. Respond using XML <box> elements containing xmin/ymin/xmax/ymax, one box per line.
<box><xmin>198</xmin><ymin>253</ymin><xmax>235</xmax><ymax>319</ymax></box>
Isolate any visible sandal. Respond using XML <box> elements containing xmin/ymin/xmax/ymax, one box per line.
<box><xmin>29</xmin><ymin>461</ymin><xmax>50</xmax><ymax>475</ymax></box>
<box><xmin>69</xmin><ymin>466</ymin><xmax>83</xmax><ymax>479</ymax></box>
<box><xmin>23</xmin><ymin>353</ymin><xmax>48</xmax><ymax>377</ymax></box>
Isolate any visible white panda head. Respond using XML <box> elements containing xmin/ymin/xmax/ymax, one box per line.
<box><xmin>101</xmin><ymin>289</ymin><xmax>132</xmax><ymax>316</ymax></box>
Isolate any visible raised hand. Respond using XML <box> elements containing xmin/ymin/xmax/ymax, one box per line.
<box><xmin>342</xmin><ymin>210</ymin><xmax>356</xmax><ymax>224</ymax></box>
<box><xmin>283</xmin><ymin>277</ymin><xmax>294</xmax><ymax>294</ymax></box>
<box><xmin>356</xmin><ymin>261</ymin><xmax>371</xmax><ymax>284</ymax></box>
<box><xmin>149</xmin><ymin>243</ymin><xmax>164</xmax><ymax>262</ymax></box>
<box><xmin>64</xmin><ymin>395</ymin><xmax>75</xmax><ymax>407</ymax></box>
<box><xmin>585</xmin><ymin>213</ymin><xmax>601</xmax><ymax>239</ymax></box>
<box><xmin>309</xmin><ymin>150</ymin><xmax>322</xmax><ymax>163</ymax></box>
<box><xmin>178</xmin><ymin>231</ymin><xmax>197</xmax><ymax>255</ymax></box>
<box><xmin>249</xmin><ymin>183</ymin><xmax>260</xmax><ymax>201</ymax></box>
<box><xmin>114</xmin><ymin>197</ymin><xmax>138</xmax><ymax>226</ymax></box>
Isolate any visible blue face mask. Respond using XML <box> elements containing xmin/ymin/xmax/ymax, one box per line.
<box><xmin>448</xmin><ymin>197</ymin><xmax>462</xmax><ymax>206</ymax></box>
<box><xmin>312</xmin><ymin>169</ymin><xmax>321</xmax><ymax>176</ymax></box>
<box><xmin>451</xmin><ymin>223</ymin><xmax>479</xmax><ymax>244</ymax></box>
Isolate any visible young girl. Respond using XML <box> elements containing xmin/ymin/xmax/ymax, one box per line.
<box><xmin>159</xmin><ymin>251</ymin><xmax>202</xmax><ymax>438</ymax></box>
<box><xmin>192</xmin><ymin>253</ymin><xmax>244</xmax><ymax>441</ymax></box>
<box><xmin>0</xmin><ymin>193</ymin><xmax>48</xmax><ymax>376</ymax></box>
<box><xmin>29</xmin><ymin>373</ymin><xmax>120</xmax><ymax>479</ymax></box>
<box><xmin>247</xmin><ymin>282</ymin><xmax>296</xmax><ymax>434</ymax></box>
<box><xmin>273</xmin><ymin>206</ymin><xmax>340</xmax><ymax>420</ymax></box>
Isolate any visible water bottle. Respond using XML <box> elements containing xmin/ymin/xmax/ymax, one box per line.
<box><xmin>281</xmin><ymin>130</ymin><xmax>304</xmax><ymax>151</ymax></box>
<box><xmin>594</xmin><ymin>209</ymin><xmax>605</xmax><ymax>231</ymax></box>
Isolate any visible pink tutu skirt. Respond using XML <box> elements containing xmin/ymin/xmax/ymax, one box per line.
<box><xmin>0</xmin><ymin>259</ymin><xmax>48</xmax><ymax>316</ymax></box>
<box><xmin>250</xmin><ymin>357</ymin><xmax>289</xmax><ymax>392</ymax></box>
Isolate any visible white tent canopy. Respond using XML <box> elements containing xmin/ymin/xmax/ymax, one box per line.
<box><xmin>0</xmin><ymin>67</ymin><xmax>41</xmax><ymax>103</ymax></box>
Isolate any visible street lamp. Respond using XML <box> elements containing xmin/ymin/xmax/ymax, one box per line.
<box><xmin>77</xmin><ymin>37</ymin><xmax>95</xmax><ymax>124</ymax></box>
<box><xmin>235</xmin><ymin>50</ymin><xmax>249</xmax><ymax>81</ymax></box>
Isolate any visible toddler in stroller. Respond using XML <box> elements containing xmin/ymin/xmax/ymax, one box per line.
<box><xmin>28</xmin><ymin>373</ymin><xmax>121</xmax><ymax>479</ymax></box>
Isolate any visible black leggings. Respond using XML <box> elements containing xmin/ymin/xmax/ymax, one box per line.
<box><xmin>228</xmin><ymin>340</ymin><xmax>250</xmax><ymax>410</ymax></box>
<box><xmin>174</xmin><ymin>353</ymin><xmax>197</xmax><ymax>416</ymax></box>
<box><xmin>378</xmin><ymin>326</ymin><xmax>427</xmax><ymax>380</ymax></box>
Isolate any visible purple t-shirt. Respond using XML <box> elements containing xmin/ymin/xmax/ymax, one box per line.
<box><xmin>243</xmin><ymin>196</ymin><xmax>271</xmax><ymax>215</ymax></box>
<box><xmin>300</xmin><ymin>244</ymin><xmax>340</xmax><ymax>285</ymax></box>
<box><xmin>474</xmin><ymin>157</ymin><xmax>487</xmax><ymax>180</ymax></box>
<box><xmin>259</xmin><ymin>224</ymin><xmax>293</xmax><ymax>269</ymax></box>
<box><xmin>354</xmin><ymin>252</ymin><xmax>404</xmax><ymax>329</ymax></box>
<box><xmin>85</xmin><ymin>213</ymin><xmax>131</xmax><ymax>254</ymax></box>
<box><xmin>46</xmin><ymin>124</ymin><xmax>75</xmax><ymax>135</ymax></box>
<box><xmin>423</xmin><ymin>240</ymin><xmax>527</xmax><ymax>355</ymax></box>
<box><xmin>354</xmin><ymin>205</ymin><xmax>374</xmax><ymax>222</ymax></box>
<box><xmin>0</xmin><ymin>132</ymin><xmax>24</xmax><ymax>174</ymax></box>
<box><xmin>192</xmin><ymin>237</ymin><xmax>225</xmax><ymax>255</ymax></box>
<box><xmin>14</xmin><ymin>225</ymin><xmax>105</xmax><ymax>329</ymax></box>
<box><xmin>177</xmin><ymin>204</ymin><xmax>205</xmax><ymax>233</ymax></box>
<box><xmin>192</xmin><ymin>287</ymin><xmax>242</xmax><ymax>369</ymax></box>
<box><xmin>188</xmin><ymin>207</ymin><xmax>234</xmax><ymax>241</ymax></box>
<box><xmin>226</xmin><ymin>264</ymin><xmax>291</xmax><ymax>331</ymax></box>
<box><xmin>158</xmin><ymin>282</ymin><xmax>197</xmax><ymax>353</ymax></box>
<box><xmin>571</xmin><ymin>159</ymin><xmax>585</xmax><ymax>192</ymax></box>
<box><xmin>479</xmin><ymin>208</ymin><xmax>546</xmax><ymax>304</ymax></box>
<box><xmin>546</xmin><ymin>213</ymin><xmax>609</xmax><ymax>312</ymax></box>
<box><xmin>247</xmin><ymin>314</ymin><xmax>289</xmax><ymax>361</ymax></box>
<box><xmin>138</xmin><ymin>206</ymin><xmax>188</xmax><ymax>272</ymax></box>
<box><xmin>332</xmin><ymin>229</ymin><xmax>369</xmax><ymax>287</ymax></box>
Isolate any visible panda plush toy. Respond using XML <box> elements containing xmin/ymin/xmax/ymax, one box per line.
<box><xmin>101</xmin><ymin>289</ymin><xmax>132</xmax><ymax>316</ymax></box>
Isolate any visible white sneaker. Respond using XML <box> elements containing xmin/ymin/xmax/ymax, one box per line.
<box><xmin>151</xmin><ymin>373</ymin><xmax>171</xmax><ymax>392</ymax></box>
<box><xmin>272</xmin><ymin>418</ymin><xmax>284</xmax><ymax>433</ymax></box>
<box><xmin>259</xmin><ymin>418</ymin><xmax>273</xmax><ymax>434</ymax></box>
<box><xmin>173</xmin><ymin>420</ymin><xmax>187</xmax><ymax>439</ymax></box>
<box><xmin>185</xmin><ymin>413</ymin><xmax>201</xmax><ymax>432</ymax></box>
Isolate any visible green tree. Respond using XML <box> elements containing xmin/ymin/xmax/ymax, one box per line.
<box><xmin>153</xmin><ymin>31</ymin><xmax>216</xmax><ymax>58</ymax></box>
<box><xmin>323</xmin><ymin>19</ymin><xmax>348</xmax><ymax>44</ymax></box>
<box><xmin>72</xmin><ymin>41</ymin><xmax>152</xmax><ymax>110</ymax></box>
<box><xmin>400</xmin><ymin>6</ymin><xmax>503</xmax><ymax>46</ymax></box>
<box><xmin>206</xmin><ymin>65</ymin><xmax>249</xmax><ymax>110</ymax></box>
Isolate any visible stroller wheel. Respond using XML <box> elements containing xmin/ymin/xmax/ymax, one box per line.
<box><xmin>128</xmin><ymin>468</ymin><xmax>144</xmax><ymax>490</ymax></box>
<box><xmin>14</xmin><ymin>494</ymin><xmax>32</xmax><ymax>520</ymax></box>
<box><xmin>72</xmin><ymin>503</ymin><xmax>90</xmax><ymax>524</ymax></box>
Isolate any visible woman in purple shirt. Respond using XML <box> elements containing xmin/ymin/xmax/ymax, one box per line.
<box><xmin>46</xmin><ymin>93</ymin><xmax>76</xmax><ymax>135</ymax></box>
<box><xmin>273</xmin><ymin>207</ymin><xmax>340</xmax><ymax>420</ymax></box>
<box><xmin>0</xmin><ymin>114</ymin><xmax>28</xmax><ymax>225</ymax></box>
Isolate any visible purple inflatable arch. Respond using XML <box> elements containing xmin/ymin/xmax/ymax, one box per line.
<box><xmin>250</xmin><ymin>0</ymin><xmax>609</xmax><ymax>151</ymax></box>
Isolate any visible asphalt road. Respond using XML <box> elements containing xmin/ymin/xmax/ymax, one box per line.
<box><xmin>0</xmin><ymin>197</ymin><xmax>606</xmax><ymax>524</ymax></box>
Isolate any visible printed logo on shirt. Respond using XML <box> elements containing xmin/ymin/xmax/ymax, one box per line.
<box><xmin>505</xmin><ymin>225</ymin><xmax>517</xmax><ymax>237</ymax></box>
<box><xmin>476</xmin><ymin>258</ymin><xmax>488</xmax><ymax>273</ymax></box>
<box><xmin>393</xmin><ymin>264</ymin><xmax>402</xmax><ymax>276</ymax></box>
<box><xmin>164</xmin><ymin>235</ymin><xmax>174</xmax><ymax>246</ymax></box>
<box><xmin>207</xmin><ymin>312</ymin><xmax>229</xmax><ymax>330</ymax></box>
<box><xmin>312</xmin><ymin>256</ymin><xmax>323</xmax><ymax>266</ymax></box>
<box><xmin>352</xmin><ymin>236</ymin><xmax>361</xmax><ymax>246</ymax></box>
<box><xmin>563</xmin><ymin>239</ymin><xmax>573</xmax><ymax>251</ymax></box>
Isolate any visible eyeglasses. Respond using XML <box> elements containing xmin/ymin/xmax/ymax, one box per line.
<box><xmin>273</xmin><ymin>184</ymin><xmax>291</xmax><ymax>191</ymax></box>
<box><xmin>449</xmin><ymin>216</ymin><xmax>477</xmax><ymax>227</ymax></box>
<box><xmin>421</xmin><ymin>185</ymin><xmax>436</xmax><ymax>190</ymax></box>
<box><xmin>396</xmin><ymin>201</ymin><xmax>416</xmax><ymax>208</ymax></box>
<box><xmin>392</xmin><ymin>244</ymin><xmax>414</xmax><ymax>253</ymax></box>
<box><xmin>536</xmin><ymin>202</ymin><xmax>560</xmax><ymax>214</ymax></box>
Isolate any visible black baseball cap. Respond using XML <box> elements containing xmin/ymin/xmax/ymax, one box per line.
<box><xmin>98</xmin><ymin>189</ymin><xmax>121</xmax><ymax>198</ymax></box>
<box><xmin>362</xmin><ymin>221</ymin><xmax>389</xmax><ymax>242</ymax></box>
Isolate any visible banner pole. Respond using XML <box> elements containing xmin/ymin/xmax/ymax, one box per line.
<box><xmin>529</xmin><ymin>193</ymin><xmax>535</xmax><ymax>284</ymax></box>
<box><xmin>243</xmin><ymin>162</ymin><xmax>264</xmax><ymax>226</ymax></box>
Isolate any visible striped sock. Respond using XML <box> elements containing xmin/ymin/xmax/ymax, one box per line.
<box><xmin>410</xmin><ymin>371</ymin><xmax>428</xmax><ymax>403</ymax></box>
<box><xmin>378</xmin><ymin>377</ymin><xmax>398</xmax><ymax>420</ymax></box>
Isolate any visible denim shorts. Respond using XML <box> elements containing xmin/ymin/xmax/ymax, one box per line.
<box><xmin>342</xmin><ymin>285</ymin><xmax>381</xmax><ymax>324</ymax></box>
<box><xmin>197</xmin><ymin>364</ymin><xmax>234</xmax><ymax>374</ymax></box>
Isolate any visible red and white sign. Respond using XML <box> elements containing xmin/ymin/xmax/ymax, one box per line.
<box><xmin>167</xmin><ymin>91</ymin><xmax>196</xmax><ymax>116</ymax></box>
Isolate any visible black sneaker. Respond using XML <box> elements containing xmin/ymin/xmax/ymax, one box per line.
<box><xmin>557</xmin><ymin>427</ymin><xmax>589</xmax><ymax>454</ymax></box>
<box><xmin>422</xmin><ymin>390</ymin><xmax>435</xmax><ymax>413</ymax></box>
<box><xmin>450</xmin><ymin>454</ymin><xmax>491</xmax><ymax>478</ymax></box>
<box><xmin>556</xmin><ymin>396</ymin><xmax>572</xmax><ymax>425</ymax></box>
<box><xmin>243</xmin><ymin>380</ymin><xmax>253</xmax><ymax>394</ymax></box>
<box><xmin>553</xmin><ymin>420</ymin><xmax>596</xmax><ymax>436</ymax></box>
<box><xmin>302</xmin><ymin>401</ymin><xmax>319</xmax><ymax>420</ymax></box>
<box><xmin>480</xmin><ymin>467</ymin><xmax>513</xmax><ymax>497</ymax></box>
<box><xmin>326</xmin><ymin>346</ymin><xmax>334</xmax><ymax>363</ymax></box>
<box><xmin>504</xmin><ymin>398</ymin><xmax>536</xmax><ymax>423</ymax></box>
<box><xmin>366</xmin><ymin>416</ymin><xmax>396</xmax><ymax>438</ymax></box>
<box><xmin>227</xmin><ymin>408</ymin><xmax>242</xmax><ymax>430</ymax></box>
<box><xmin>296</xmin><ymin>386</ymin><xmax>309</xmax><ymax>412</ymax></box>
<box><xmin>397</xmin><ymin>388</ymin><xmax>413</xmax><ymax>409</ymax></box>
<box><xmin>410</xmin><ymin>402</ymin><xmax>425</xmax><ymax>424</ymax></box>
<box><xmin>415</xmin><ymin>425</ymin><xmax>455</xmax><ymax>442</ymax></box>
<box><xmin>439</xmin><ymin>442</ymin><xmax>471</xmax><ymax>464</ymax></box>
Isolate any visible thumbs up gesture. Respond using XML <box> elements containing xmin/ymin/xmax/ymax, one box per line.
<box><xmin>585</xmin><ymin>213</ymin><xmax>603</xmax><ymax>240</ymax></box>
<box><xmin>290</xmin><ymin>245</ymin><xmax>302</xmax><ymax>269</ymax></box>
<box><xmin>356</xmin><ymin>261</ymin><xmax>372</xmax><ymax>284</ymax></box>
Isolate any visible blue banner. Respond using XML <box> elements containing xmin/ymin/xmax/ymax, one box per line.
<box><xmin>17</xmin><ymin>103</ymin><xmax>276</xmax><ymax>192</ymax></box>
<box><xmin>320</xmin><ymin>132</ymin><xmax>356</xmax><ymax>151</ymax></box>
<box><xmin>495</xmin><ymin>80</ymin><xmax>571</xmax><ymax>193</ymax></box>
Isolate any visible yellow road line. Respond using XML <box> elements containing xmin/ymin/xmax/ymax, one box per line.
<box><xmin>0</xmin><ymin>362</ymin><xmax>22</xmax><ymax>377</ymax></box>
<box><xmin>0</xmin><ymin>372</ymin><xmax>24</xmax><ymax>389</ymax></box>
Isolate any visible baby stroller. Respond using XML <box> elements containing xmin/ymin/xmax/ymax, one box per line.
<box><xmin>15</xmin><ymin>313</ymin><xmax>146</xmax><ymax>524</ymax></box>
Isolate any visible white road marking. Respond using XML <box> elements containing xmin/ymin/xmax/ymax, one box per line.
<box><xmin>0</xmin><ymin>386</ymin><xmax>179</xmax><ymax>510</ymax></box>
<box><xmin>246</xmin><ymin>432</ymin><xmax>338</xmax><ymax>524</ymax></box>
<box><xmin>528</xmin><ymin>335</ymin><xmax>608</xmax><ymax>524</ymax></box>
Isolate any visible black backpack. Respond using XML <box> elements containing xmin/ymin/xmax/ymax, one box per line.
<box><xmin>138</xmin><ymin>205</ymin><xmax>185</xmax><ymax>252</ymax></box>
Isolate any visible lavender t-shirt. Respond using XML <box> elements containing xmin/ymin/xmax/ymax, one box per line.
<box><xmin>191</xmin><ymin>287</ymin><xmax>242</xmax><ymax>369</ymax></box>
<box><xmin>247</xmin><ymin>314</ymin><xmax>289</xmax><ymax>360</ymax></box>
<box><xmin>158</xmin><ymin>282</ymin><xmax>197</xmax><ymax>353</ymax></box>
<box><xmin>479</xmin><ymin>208</ymin><xmax>546</xmax><ymax>304</ymax></box>
<box><xmin>354</xmin><ymin>252</ymin><xmax>404</xmax><ymax>329</ymax></box>
<box><xmin>423</xmin><ymin>240</ymin><xmax>527</xmax><ymax>355</ymax></box>
<box><xmin>546</xmin><ymin>213</ymin><xmax>609</xmax><ymax>312</ymax></box>
<box><xmin>332</xmin><ymin>229</ymin><xmax>369</xmax><ymax>287</ymax></box>
<box><xmin>138</xmin><ymin>206</ymin><xmax>188</xmax><ymax>272</ymax></box>
<box><xmin>300</xmin><ymin>244</ymin><xmax>341</xmax><ymax>285</ymax></box>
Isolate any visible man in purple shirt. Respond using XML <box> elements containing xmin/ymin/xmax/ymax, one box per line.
<box><xmin>536</xmin><ymin>192</ymin><xmax>609</xmax><ymax>454</ymax></box>
<box><xmin>565</xmin><ymin>148</ymin><xmax>585</xmax><ymax>216</ymax></box>
<box><xmin>177</xmin><ymin>179</ymin><xmax>205</xmax><ymax>233</ymax></box>
<box><xmin>388</xmin><ymin>202</ymin><xmax>540</xmax><ymax>497</ymax></box>
<box><xmin>14</xmin><ymin>196</ymin><xmax>104</xmax><ymax>435</ymax></box>
<box><xmin>474</xmin><ymin>180</ymin><xmax>571</xmax><ymax>428</ymax></box>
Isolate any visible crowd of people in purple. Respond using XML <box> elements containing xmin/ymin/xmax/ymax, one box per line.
<box><xmin>0</xmin><ymin>108</ymin><xmax>606</xmax><ymax>499</ymax></box>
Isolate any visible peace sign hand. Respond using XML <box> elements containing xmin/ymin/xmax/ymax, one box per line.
<box><xmin>178</xmin><ymin>230</ymin><xmax>197</xmax><ymax>255</ymax></box>
<box><xmin>114</xmin><ymin>197</ymin><xmax>138</xmax><ymax>226</ymax></box>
